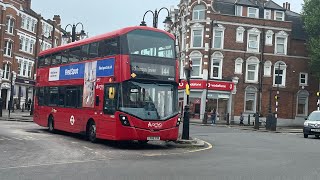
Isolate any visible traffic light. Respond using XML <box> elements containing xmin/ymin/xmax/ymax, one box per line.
<box><xmin>274</xmin><ymin>95</ymin><xmax>280</xmax><ymax>100</ymax></box>
<box><xmin>186</xmin><ymin>84</ymin><xmax>190</xmax><ymax>95</ymax></box>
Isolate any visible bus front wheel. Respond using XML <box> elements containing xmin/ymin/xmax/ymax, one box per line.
<box><xmin>48</xmin><ymin>116</ymin><xmax>55</xmax><ymax>133</ymax></box>
<box><xmin>87</xmin><ymin>121</ymin><xmax>97</xmax><ymax>143</ymax></box>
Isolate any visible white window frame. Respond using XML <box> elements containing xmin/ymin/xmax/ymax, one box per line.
<box><xmin>275</xmin><ymin>31</ymin><xmax>288</xmax><ymax>55</ymax></box>
<box><xmin>192</xmin><ymin>4</ymin><xmax>206</xmax><ymax>20</ymax></box>
<box><xmin>263</xmin><ymin>61</ymin><xmax>272</xmax><ymax>77</ymax></box>
<box><xmin>245</xmin><ymin>57</ymin><xmax>259</xmax><ymax>83</ymax></box>
<box><xmin>296</xmin><ymin>90</ymin><xmax>309</xmax><ymax>116</ymax></box>
<box><xmin>235</xmin><ymin>5</ymin><xmax>243</xmax><ymax>16</ymax></box>
<box><xmin>3</xmin><ymin>64</ymin><xmax>10</xmax><ymax>80</ymax></box>
<box><xmin>274</xmin><ymin>11</ymin><xmax>285</xmax><ymax>21</ymax></box>
<box><xmin>265</xmin><ymin>30</ymin><xmax>274</xmax><ymax>46</ymax></box>
<box><xmin>6</xmin><ymin>16</ymin><xmax>15</xmax><ymax>34</ymax></box>
<box><xmin>248</xmin><ymin>7</ymin><xmax>259</xmax><ymax>18</ymax></box>
<box><xmin>16</xmin><ymin>57</ymin><xmax>34</xmax><ymax>78</ymax></box>
<box><xmin>210</xmin><ymin>52</ymin><xmax>223</xmax><ymax>79</ymax></box>
<box><xmin>264</xmin><ymin>9</ymin><xmax>271</xmax><ymax>19</ymax></box>
<box><xmin>4</xmin><ymin>40</ymin><xmax>13</xmax><ymax>57</ymax></box>
<box><xmin>247</xmin><ymin>28</ymin><xmax>261</xmax><ymax>52</ymax></box>
<box><xmin>180</xmin><ymin>53</ymin><xmax>186</xmax><ymax>79</ymax></box>
<box><xmin>244</xmin><ymin>86</ymin><xmax>257</xmax><ymax>113</ymax></box>
<box><xmin>273</xmin><ymin>61</ymin><xmax>287</xmax><ymax>87</ymax></box>
<box><xmin>236</xmin><ymin>27</ymin><xmax>245</xmax><ymax>43</ymax></box>
<box><xmin>234</xmin><ymin>58</ymin><xmax>243</xmax><ymax>74</ymax></box>
<box><xmin>299</xmin><ymin>73</ymin><xmax>308</xmax><ymax>86</ymax></box>
<box><xmin>213</xmin><ymin>25</ymin><xmax>225</xmax><ymax>49</ymax></box>
<box><xmin>181</xmin><ymin>31</ymin><xmax>186</xmax><ymax>51</ymax></box>
<box><xmin>18</xmin><ymin>33</ymin><xmax>37</xmax><ymax>54</ymax></box>
<box><xmin>189</xmin><ymin>51</ymin><xmax>203</xmax><ymax>78</ymax></box>
<box><xmin>191</xmin><ymin>23</ymin><xmax>204</xmax><ymax>48</ymax></box>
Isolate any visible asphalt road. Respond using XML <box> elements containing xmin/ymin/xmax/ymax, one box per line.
<box><xmin>0</xmin><ymin>121</ymin><xmax>319</xmax><ymax>180</ymax></box>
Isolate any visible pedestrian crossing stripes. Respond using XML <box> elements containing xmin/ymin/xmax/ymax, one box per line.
<box><xmin>0</xmin><ymin>135</ymin><xmax>39</xmax><ymax>141</ymax></box>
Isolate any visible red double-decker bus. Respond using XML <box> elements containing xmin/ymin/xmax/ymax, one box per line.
<box><xmin>34</xmin><ymin>26</ymin><xmax>180</xmax><ymax>143</ymax></box>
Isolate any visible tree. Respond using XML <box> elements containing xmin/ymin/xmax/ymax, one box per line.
<box><xmin>302</xmin><ymin>0</ymin><xmax>320</xmax><ymax>79</ymax></box>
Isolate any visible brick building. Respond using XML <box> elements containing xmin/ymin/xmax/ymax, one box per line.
<box><xmin>0</xmin><ymin>0</ymin><xmax>63</xmax><ymax>110</ymax></box>
<box><xmin>170</xmin><ymin>0</ymin><xmax>319</xmax><ymax>126</ymax></box>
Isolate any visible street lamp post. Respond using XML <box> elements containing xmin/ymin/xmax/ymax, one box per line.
<box><xmin>182</xmin><ymin>61</ymin><xmax>192</xmax><ymax>140</ymax></box>
<box><xmin>8</xmin><ymin>71</ymin><xmax>16</xmax><ymax>118</ymax></box>
<box><xmin>140</xmin><ymin>7</ymin><xmax>173</xmax><ymax>29</ymax></box>
<box><xmin>63</xmin><ymin>23</ymin><xmax>86</xmax><ymax>43</ymax></box>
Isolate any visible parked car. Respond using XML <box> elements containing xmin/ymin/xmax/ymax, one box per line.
<box><xmin>303</xmin><ymin>110</ymin><xmax>320</xmax><ymax>138</ymax></box>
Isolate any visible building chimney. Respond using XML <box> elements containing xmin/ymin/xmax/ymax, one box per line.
<box><xmin>53</xmin><ymin>15</ymin><xmax>61</xmax><ymax>26</ymax></box>
<box><xmin>25</xmin><ymin>0</ymin><xmax>31</xmax><ymax>9</ymax></box>
<box><xmin>286</xmin><ymin>2</ymin><xmax>288</xmax><ymax>10</ymax></box>
<box><xmin>283</xmin><ymin>3</ymin><xmax>286</xmax><ymax>8</ymax></box>
<box><xmin>288</xmin><ymin>3</ymin><xmax>291</xmax><ymax>10</ymax></box>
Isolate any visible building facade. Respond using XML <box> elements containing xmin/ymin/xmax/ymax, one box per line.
<box><xmin>0</xmin><ymin>0</ymin><xmax>63</xmax><ymax>110</ymax></box>
<box><xmin>170</xmin><ymin>0</ymin><xmax>319</xmax><ymax>126</ymax></box>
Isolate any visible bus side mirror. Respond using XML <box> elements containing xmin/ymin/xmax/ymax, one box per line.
<box><xmin>109</xmin><ymin>87</ymin><xmax>115</xmax><ymax>99</ymax></box>
<box><xmin>95</xmin><ymin>96</ymin><xmax>100</xmax><ymax>106</ymax></box>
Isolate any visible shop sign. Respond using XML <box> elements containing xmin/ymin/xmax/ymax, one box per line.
<box><xmin>179</xmin><ymin>80</ymin><xmax>234</xmax><ymax>91</ymax></box>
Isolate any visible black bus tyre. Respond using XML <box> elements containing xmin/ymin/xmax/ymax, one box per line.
<box><xmin>48</xmin><ymin>116</ymin><xmax>55</xmax><ymax>133</ymax></box>
<box><xmin>88</xmin><ymin>121</ymin><xmax>97</xmax><ymax>143</ymax></box>
<box><xmin>138</xmin><ymin>140</ymin><xmax>149</xmax><ymax>145</ymax></box>
<box><xmin>315</xmin><ymin>135</ymin><xmax>319</xmax><ymax>139</ymax></box>
<box><xmin>304</xmin><ymin>134</ymin><xmax>308</xmax><ymax>138</ymax></box>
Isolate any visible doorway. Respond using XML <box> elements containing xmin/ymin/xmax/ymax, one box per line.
<box><xmin>1</xmin><ymin>89</ymin><xmax>7</xmax><ymax>109</ymax></box>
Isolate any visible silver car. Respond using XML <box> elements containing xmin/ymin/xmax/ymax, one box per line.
<box><xmin>303</xmin><ymin>110</ymin><xmax>320</xmax><ymax>138</ymax></box>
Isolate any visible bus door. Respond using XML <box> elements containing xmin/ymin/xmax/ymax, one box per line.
<box><xmin>98</xmin><ymin>84</ymin><xmax>118</xmax><ymax>137</ymax></box>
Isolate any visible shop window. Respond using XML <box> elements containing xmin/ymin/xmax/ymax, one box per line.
<box><xmin>244</xmin><ymin>86</ymin><xmax>257</xmax><ymax>113</ymax></box>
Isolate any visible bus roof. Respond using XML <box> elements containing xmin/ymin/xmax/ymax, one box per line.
<box><xmin>39</xmin><ymin>26</ymin><xmax>175</xmax><ymax>56</ymax></box>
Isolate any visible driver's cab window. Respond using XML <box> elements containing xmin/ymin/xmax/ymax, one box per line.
<box><xmin>104</xmin><ymin>84</ymin><xmax>118</xmax><ymax>114</ymax></box>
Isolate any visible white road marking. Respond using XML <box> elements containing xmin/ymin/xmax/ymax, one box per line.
<box><xmin>83</xmin><ymin>146</ymin><xmax>93</xmax><ymax>151</ymax></box>
<box><xmin>11</xmin><ymin>137</ymin><xmax>24</xmax><ymax>141</ymax></box>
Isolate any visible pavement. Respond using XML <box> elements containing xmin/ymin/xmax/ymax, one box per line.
<box><xmin>0</xmin><ymin>109</ymin><xmax>33</xmax><ymax>122</ymax></box>
<box><xmin>190</xmin><ymin>118</ymin><xmax>303</xmax><ymax>134</ymax></box>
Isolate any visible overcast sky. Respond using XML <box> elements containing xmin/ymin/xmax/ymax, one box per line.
<box><xmin>31</xmin><ymin>0</ymin><xmax>303</xmax><ymax>37</ymax></box>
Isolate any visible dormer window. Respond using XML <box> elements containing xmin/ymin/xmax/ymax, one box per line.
<box><xmin>235</xmin><ymin>5</ymin><xmax>243</xmax><ymax>16</ymax></box>
<box><xmin>248</xmin><ymin>7</ymin><xmax>259</xmax><ymax>18</ymax></box>
<box><xmin>264</xmin><ymin>9</ymin><xmax>271</xmax><ymax>19</ymax></box>
<box><xmin>192</xmin><ymin>5</ymin><xmax>206</xmax><ymax>20</ymax></box>
<box><xmin>275</xmin><ymin>11</ymin><xmax>285</xmax><ymax>21</ymax></box>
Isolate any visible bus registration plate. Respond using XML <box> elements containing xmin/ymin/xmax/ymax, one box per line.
<box><xmin>147</xmin><ymin>136</ymin><xmax>160</xmax><ymax>141</ymax></box>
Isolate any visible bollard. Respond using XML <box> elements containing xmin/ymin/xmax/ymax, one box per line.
<box><xmin>21</xmin><ymin>103</ymin><xmax>24</xmax><ymax>112</ymax></box>
<box><xmin>202</xmin><ymin>112</ymin><xmax>208</xmax><ymax>124</ymax></box>
<box><xmin>254</xmin><ymin>113</ymin><xmax>259</xmax><ymax>130</ymax></box>
<box><xmin>248</xmin><ymin>114</ymin><xmax>251</xmax><ymax>125</ymax></box>
<box><xmin>266</xmin><ymin>113</ymin><xmax>272</xmax><ymax>130</ymax></box>
<box><xmin>0</xmin><ymin>97</ymin><xmax>2</xmax><ymax>117</ymax></box>
<box><xmin>226</xmin><ymin>113</ymin><xmax>230</xmax><ymax>125</ymax></box>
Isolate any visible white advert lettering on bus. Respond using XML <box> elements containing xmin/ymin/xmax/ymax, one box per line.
<box><xmin>99</xmin><ymin>65</ymin><xmax>113</xmax><ymax>71</ymax></box>
<box><xmin>148</xmin><ymin>122</ymin><xmax>163</xmax><ymax>129</ymax></box>
<box><xmin>65</xmin><ymin>68</ymin><xmax>79</xmax><ymax>76</ymax></box>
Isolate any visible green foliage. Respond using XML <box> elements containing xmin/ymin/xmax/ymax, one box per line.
<box><xmin>302</xmin><ymin>0</ymin><xmax>320</xmax><ymax>79</ymax></box>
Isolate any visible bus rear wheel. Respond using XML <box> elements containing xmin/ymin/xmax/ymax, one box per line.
<box><xmin>48</xmin><ymin>116</ymin><xmax>55</xmax><ymax>133</ymax></box>
<box><xmin>87</xmin><ymin>121</ymin><xmax>97</xmax><ymax>143</ymax></box>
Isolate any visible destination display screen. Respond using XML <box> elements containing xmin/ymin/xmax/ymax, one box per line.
<box><xmin>130</xmin><ymin>55</ymin><xmax>176</xmax><ymax>81</ymax></box>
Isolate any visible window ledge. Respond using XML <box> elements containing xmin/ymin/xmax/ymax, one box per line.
<box><xmin>245</xmin><ymin>81</ymin><xmax>259</xmax><ymax>84</ymax></box>
<box><xmin>272</xmin><ymin>85</ymin><xmax>286</xmax><ymax>88</ymax></box>
<box><xmin>299</xmin><ymin>84</ymin><xmax>308</xmax><ymax>87</ymax></box>
<box><xmin>3</xmin><ymin>55</ymin><xmax>13</xmax><ymax>58</ymax></box>
<box><xmin>236</xmin><ymin>41</ymin><xmax>243</xmax><ymax>43</ymax></box>
<box><xmin>263</xmin><ymin>75</ymin><xmax>272</xmax><ymax>77</ymax></box>
<box><xmin>190</xmin><ymin>47</ymin><xmax>204</xmax><ymax>49</ymax></box>
<box><xmin>234</xmin><ymin>72</ymin><xmax>243</xmax><ymax>75</ymax></box>
<box><xmin>5</xmin><ymin>32</ymin><xmax>15</xmax><ymax>36</ymax></box>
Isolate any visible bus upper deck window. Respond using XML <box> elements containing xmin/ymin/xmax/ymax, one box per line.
<box><xmin>44</xmin><ymin>56</ymin><xmax>52</xmax><ymax>66</ymax></box>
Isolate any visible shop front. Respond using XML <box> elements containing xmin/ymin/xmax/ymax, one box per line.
<box><xmin>178</xmin><ymin>80</ymin><xmax>234</xmax><ymax>121</ymax></box>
